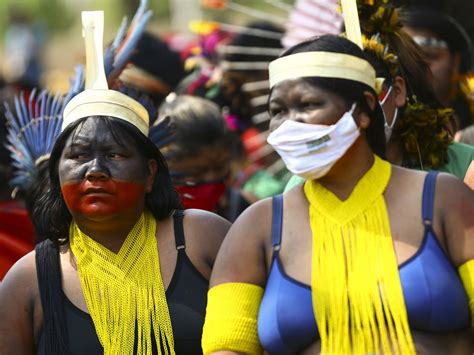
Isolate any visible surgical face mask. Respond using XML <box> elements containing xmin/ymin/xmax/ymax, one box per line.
<box><xmin>267</xmin><ymin>104</ymin><xmax>360</xmax><ymax>180</ymax></box>
<box><xmin>379</xmin><ymin>86</ymin><xmax>398</xmax><ymax>142</ymax></box>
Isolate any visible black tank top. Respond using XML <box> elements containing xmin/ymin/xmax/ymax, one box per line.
<box><xmin>36</xmin><ymin>210</ymin><xmax>208</xmax><ymax>354</ymax></box>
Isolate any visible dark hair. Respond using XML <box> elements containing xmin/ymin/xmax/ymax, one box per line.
<box><xmin>157</xmin><ymin>95</ymin><xmax>240</xmax><ymax>159</ymax></box>
<box><xmin>362</xmin><ymin>25</ymin><xmax>454</xmax><ymax>168</ymax></box>
<box><xmin>277</xmin><ymin>34</ymin><xmax>386</xmax><ymax>158</ymax></box>
<box><xmin>401</xmin><ymin>6</ymin><xmax>473</xmax><ymax>72</ymax></box>
<box><xmin>20</xmin><ymin>159</ymin><xmax>50</xmax><ymax>242</ymax></box>
<box><xmin>132</xmin><ymin>32</ymin><xmax>185</xmax><ymax>89</ymax></box>
<box><xmin>125</xmin><ymin>31</ymin><xmax>185</xmax><ymax>107</ymax></box>
<box><xmin>33</xmin><ymin>116</ymin><xmax>181</xmax><ymax>245</ymax></box>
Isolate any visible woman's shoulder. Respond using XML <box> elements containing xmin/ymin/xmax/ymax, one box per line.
<box><xmin>175</xmin><ymin>209</ymin><xmax>231</xmax><ymax>266</ymax></box>
<box><xmin>181</xmin><ymin>208</ymin><xmax>231</xmax><ymax>238</ymax></box>
<box><xmin>0</xmin><ymin>249</ymin><xmax>39</xmax><ymax>308</ymax></box>
<box><xmin>2</xmin><ymin>249</ymin><xmax>38</xmax><ymax>284</ymax></box>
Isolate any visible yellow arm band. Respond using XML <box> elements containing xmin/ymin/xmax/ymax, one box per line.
<box><xmin>202</xmin><ymin>282</ymin><xmax>264</xmax><ymax>355</ymax></box>
<box><xmin>459</xmin><ymin>260</ymin><xmax>474</xmax><ymax>328</ymax></box>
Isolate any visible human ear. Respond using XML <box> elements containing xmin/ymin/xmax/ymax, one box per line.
<box><xmin>356</xmin><ymin>91</ymin><xmax>376</xmax><ymax>130</ymax></box>
<box><xmin>392</xmin><ymin>76</ymin><xmax>407</xmax><ymax>108</ymax></box>
<box><xmin>145</xmin><ymin>159</ymin><xmax>158</xmax><ymax>193</ymax></box>
<box><xmin>363</xmin><ymin>91</ymin><xmax>377</xmax><ymax>111</ymax></box>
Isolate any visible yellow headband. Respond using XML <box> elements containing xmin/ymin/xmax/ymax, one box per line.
<box><xmin>63</xmin><ymin>11</ymin><xmax>149</xmax><ymax>135</ymax></box>
<box><xmin>268</xmin><ymin>51</ymin><xmax>376</xmax><ymax>90</ymax></box>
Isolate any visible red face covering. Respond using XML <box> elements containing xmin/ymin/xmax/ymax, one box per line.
<box><xmin>175</xmin><ymin>181</ymin><xmax>226</xmax><ymax>211</ymax></box>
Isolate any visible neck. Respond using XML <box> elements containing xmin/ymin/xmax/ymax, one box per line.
<box><xmin>73</xmin><ymin>210</ymin><xmax>143</xmax><ymax>253</ymax></box>
<box><xmin>317</xmin><ymin>136</ymin><xmax>375</xmax><ymax>201</ymax></box>
<box><xmin>386</xmin><ymin>136</ymin><xmax>404</xmax><ymax>166</ymax></box>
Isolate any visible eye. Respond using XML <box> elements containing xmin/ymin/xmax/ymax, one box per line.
<box><xmin>269</xmin><ymin>106</ymin><xmax>285</xmax><ymax>118</ymax></box>
<box><xmin>108</xmin><ymin>153</ymin><xmax>125</xmax><ymax>159</ymax></box>
<box><xmin>301</xmin><ymin>101</ymin><xmax>322</xmax><ymax>110</ymax></box>
<box><xmin>68</xmin><ymin>152</ymin><xmax>88</xmax><ymax>160</ymax></box>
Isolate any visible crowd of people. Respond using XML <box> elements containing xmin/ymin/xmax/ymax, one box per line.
<box><xmin>0</xmin><ymin>0</ymin><xmax>473</xmax><ymax>354</ymax></box>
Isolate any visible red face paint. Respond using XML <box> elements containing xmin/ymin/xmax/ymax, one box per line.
<box><xmin>61</xmin><ymin>179</ymin><xmax>146</xmax><ymax>218</ymax></box>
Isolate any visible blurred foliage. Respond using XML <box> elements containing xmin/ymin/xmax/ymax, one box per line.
<box><xmin>0</xmin><ymin>0</ymin><xmax>172</xmax><ymax>41</ymax></box>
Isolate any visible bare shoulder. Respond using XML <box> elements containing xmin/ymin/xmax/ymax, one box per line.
<box><xmin>434</xmin><ymin>172</ymin><xmax>474</xmax><ymax>266</ymax></box>
<box><xmin>209</xmin><ymin>197</ymin><xmax>273</xmax><ymax>288</ymax></box>
<box><xmin>1</xmin><ymin>250</ymin><xmax>38</xmax><ymax>298</ymax></box>
<box><xmin>183</xmin><ymin>208</ymin><xmax>231</xmax><ymax>238</ymax></box>
<box><xmin>181</xmin><ymin>209</ymin><xmax>232</xmax><ymax>266</ymax></box>
<box><xmin>0</xmin><ymin>250</ymin><xmax>38</xmax><ymax>354</ymax></box>
<box><xmin>389</xmin><ymin>165</ymin><xmax>427</xmax><ymax>186</ymax></box>
<box><xmin>434</xmin><ymin>172</ymin><xmax>474</xmax><ymax>219</ymax></box>
<box><xmin>225</xmin><ymin>197</ymin><xmax>273</xmax><ymax>246</ymax></box>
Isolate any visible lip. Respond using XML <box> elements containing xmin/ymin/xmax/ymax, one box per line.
<box><xmin>83</xmin><ymin>187</ymin><xmax>112</xmax><ymax>195</ymax></box>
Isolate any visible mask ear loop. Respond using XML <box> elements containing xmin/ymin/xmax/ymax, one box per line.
<box><xmin>380</xmin><ymin>86</ymin><xmax>393</xmax><ymax>105</ymax></box>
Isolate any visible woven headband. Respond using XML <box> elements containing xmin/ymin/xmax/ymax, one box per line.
<box><xmin>269</xmin><ymin>51</ymin><xmax>376</xmax><ymax>90</ymax></box>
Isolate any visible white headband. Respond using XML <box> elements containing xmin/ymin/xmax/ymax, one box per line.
<box><xmin>269</xmin><ymin>51</ymin><xmax>376</xmax><ymax>89</ymax></box>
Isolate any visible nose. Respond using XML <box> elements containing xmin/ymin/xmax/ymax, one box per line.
<box><xmin>287</xmin><ymin>109</ymin><xmax>307</xmax><ymax>124</ymax></box>
<box><xmin>85</xmin><ymin>158</ymin><xmax>109</xmax><ymax>181</ymax></box>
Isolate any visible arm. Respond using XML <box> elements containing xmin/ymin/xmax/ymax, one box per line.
<box><xmin>203</xmin><ymin>198</ymin><xmax>273</xmax><ymax>355</ymax></box>
<box><xmin>0</xmin><ymin>251</ymin><xmax>38</xmax><ymax>355</ymax></box>
<box><xmin>464</xmin><ymin>161</ymin><xmax>474</xmax><ymax>190</ymax></box>
<box><xmin>438</xmin><ymin>174</ymin><xmax>474</xmax><ymax>329</ymax></box>
<box><xmin>438</xmin><ymin>173</ymin><xmax>474</xmax><ymax>267</ymax></box>
<box><xmin>183</xmin><ymin>208</ymin><xmax>232</xmax><ymax>269</ymax></box>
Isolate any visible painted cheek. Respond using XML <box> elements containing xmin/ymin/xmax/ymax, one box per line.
<box><xmin>61</xmin><ymin>179</ymin><xmax>146</xmax><ymax>217</ymax></box>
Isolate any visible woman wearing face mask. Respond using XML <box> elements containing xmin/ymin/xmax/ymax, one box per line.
<box><xmin>285</xmin><ymin>1</ymin><xmax>474</xmax><ymax>192</ymax></box>
<box><xmin>0</xmin><ymin>12</ymin><xmax>230</xmax><ymax>355</ymax></box>
<box><xmin>151</xmin><ymin>94</ymin><xmax>249</xmax><ymax>222</ymax></box>
<box><xmin>201</xmin><ymin>34</ymin><xmax>474</xmax><ymax>354</ymax></box>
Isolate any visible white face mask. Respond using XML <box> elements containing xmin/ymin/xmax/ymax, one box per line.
<box><xmin>379</xmin><ymin>86</ymin><xmax>398</xmax><ymax>142</ymax></box>
<box><xmin>267</xmin><ymin>104</ymin><xmax>360</xmax><ymax>180</ymax></box>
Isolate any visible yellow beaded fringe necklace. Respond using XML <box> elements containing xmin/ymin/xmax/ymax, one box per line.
<box><xmin>70</xmin><ymin>210</ymin><xmax>175</xmax><ymax>355</ymax></box>
<box><xmin>304</xmin><ymin>155</ymin><xmax>415</xmax><ymax>355</ymax></box>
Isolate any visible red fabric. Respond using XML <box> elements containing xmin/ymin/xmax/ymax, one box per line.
<box><xmin>0</xmin><ymin>200</ymin><xmax>35</xmax><ymax>280</ymax></box>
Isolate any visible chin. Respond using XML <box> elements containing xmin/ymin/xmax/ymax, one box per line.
<box><xmin>72</xmin><ymin>203</ymin><xmax>122</xmax><ymax>221</ymax></box>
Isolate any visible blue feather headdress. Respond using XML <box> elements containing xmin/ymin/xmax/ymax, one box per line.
<box><xmin>5</xmin><ymin>66</ymin><xmax>84</xmax><ymax>191</ymax></box>
<box><xmin>149</xmin><ymin>115</ymin><xmax>175</xmax><ymax>150</ymax></box>
<box><xmin>105</xmin><ymin>0</ymin><xmax>153</xmax><ymax>81</ymax></box>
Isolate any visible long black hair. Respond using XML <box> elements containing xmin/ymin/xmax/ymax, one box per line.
<box><xmin>275</xmin><ymin>34</ymin><xmax>386</xmax><ymax>158</ymax></box>
<box><xmin>33</xmin><ymin>116</ymin><xmax>181</xmax><ymax>245</ymax></box>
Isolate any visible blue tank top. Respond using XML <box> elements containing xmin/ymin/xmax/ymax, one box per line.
<box><xmin>258</xmin><ymin>172</ymin><xmax>471</xmax><ymax>354</ymax></box>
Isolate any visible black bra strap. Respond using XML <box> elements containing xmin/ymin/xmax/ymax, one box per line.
<box><xmin>35</xmin><ymin>240</ymin><xmax>69</xmax><ymax>353</ymax></box>
<box><xmin>172</xmin><ymin>210</ymin><xmax>186</xmax><ymax>251</ymax></box>
<box><xmin>421</xmin><ymin>171</ymin><xmax>439</xmax><ymax>228</ymax></box>
<box><xmin>271</xmin><ymin>195</ymin><xmax>284</xmax><ymax>252</ymax></box>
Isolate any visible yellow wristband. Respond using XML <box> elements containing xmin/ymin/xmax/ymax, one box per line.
<box><xmin>459</xmin><ymin>259</ymin><xmax>474</xmax><ymax>328</ymax></box>
<box><xmin>202</xmin><ymin>282</ymin><xmax>264</xmax><ymax>354</ymax></box>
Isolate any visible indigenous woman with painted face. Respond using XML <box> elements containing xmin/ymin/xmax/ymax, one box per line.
<box><xmin>201</xmin><ymin>34</ymin><xmax>474</xmax><ymax>354</ymax></box>
<box><xmin>0</xmin><ymin>11</ymin><xmax>230</xmax><ymax>355</ymax></box>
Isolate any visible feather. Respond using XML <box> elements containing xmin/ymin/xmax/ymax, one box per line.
<box><xmin>5</xmin><ymin>89</ymin><xmax>64</xmax><ymax>191</ymax></box>
<box><xmin>148</xmin><ymin>117</ymin><xmax>175</xmax><ymax>149</ymax></box>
